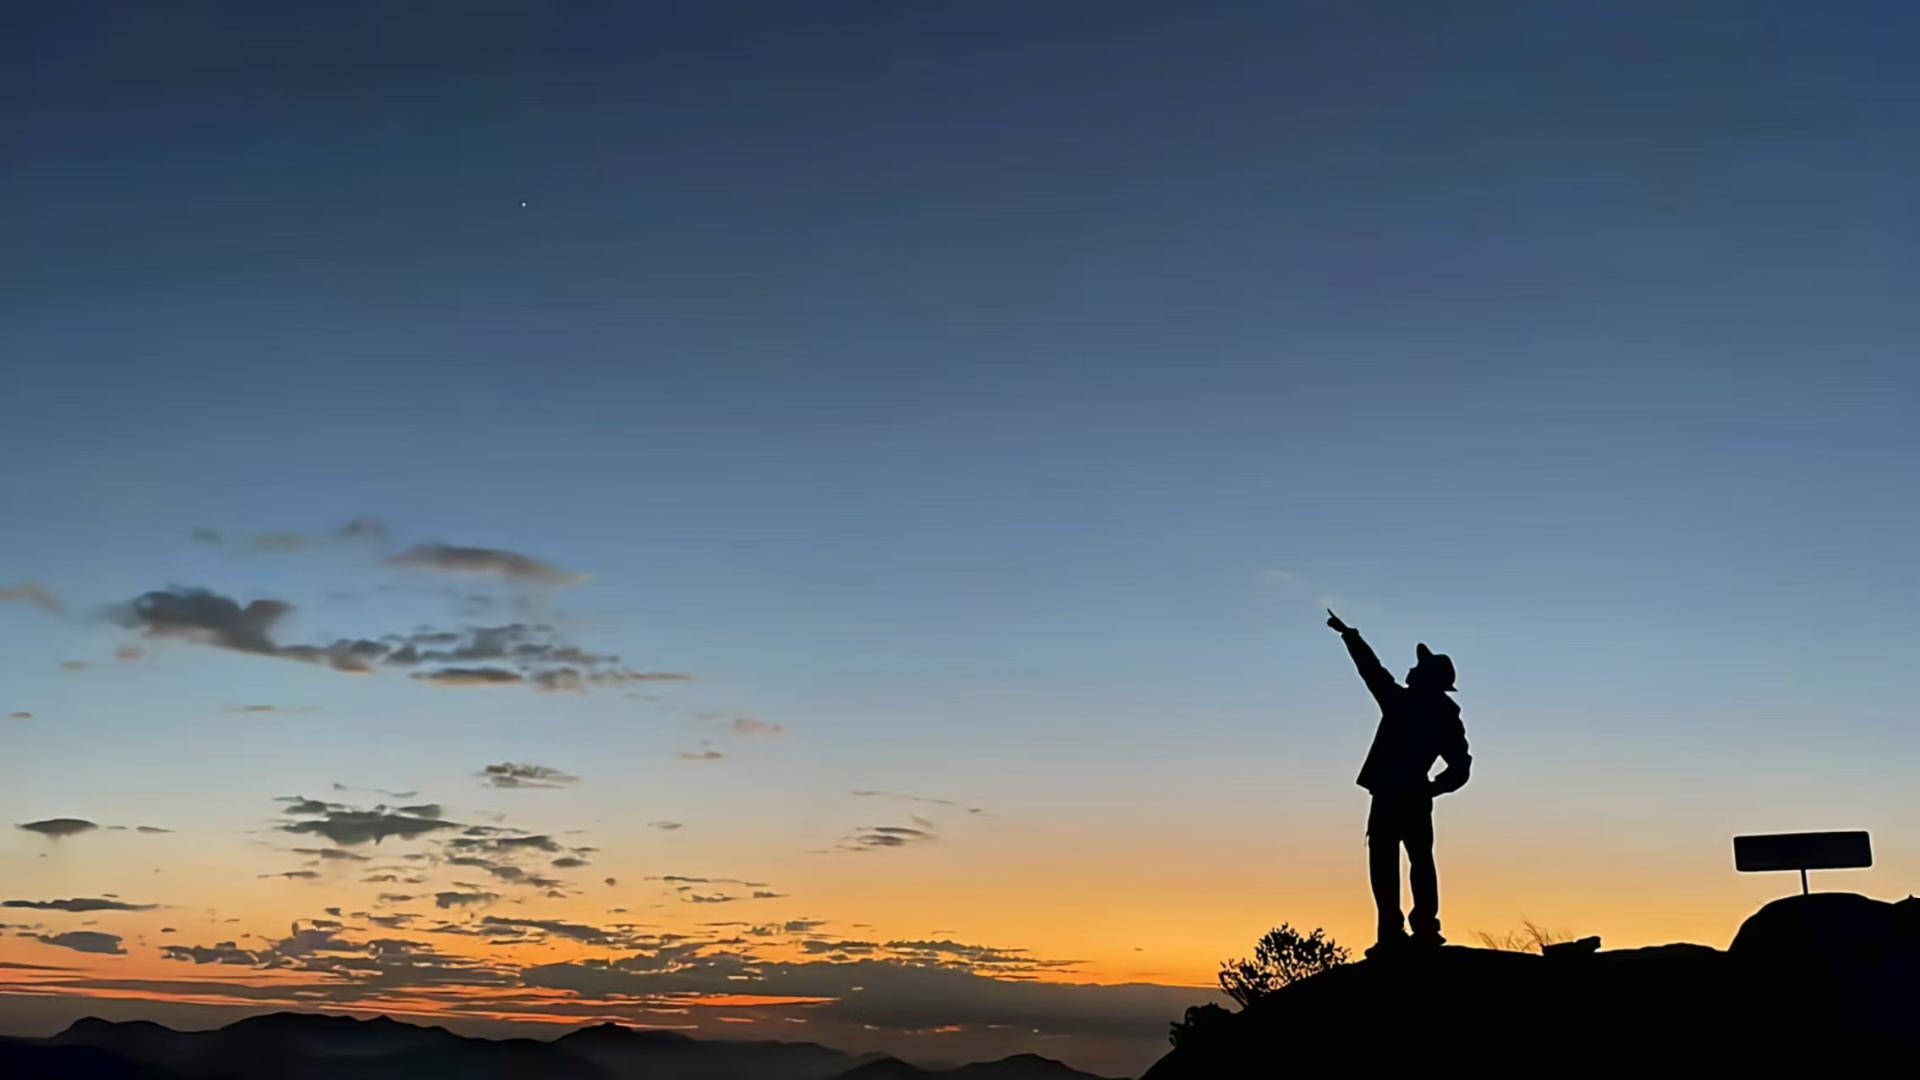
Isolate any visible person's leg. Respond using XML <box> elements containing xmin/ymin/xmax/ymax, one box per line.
<box><xmin>1366</xmin><ymin>797</ymin><xmax>1404</xmax><ymax>944</ymax></box>
<box><xmin>1405</xmin><ymin>799</ymin><xmax>1441</xmax><ymax>942</ymax></box>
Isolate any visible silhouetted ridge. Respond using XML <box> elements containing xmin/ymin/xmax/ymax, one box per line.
<box><xmin>837</xmin><ymin>1051</ymin><xmax>1117</xmax><ymax>1079</ymax></box>
<box><xmin>553</xmin><ymin>1021</ymin><xmax>698</xmax><ymax>1049</ymax></box>
<box><xmin>1145</xmin><ymin>893</ymin><xmax>1920</xmax><ymax>1077</ymax></box>
<box><xmin>15</xmin><ymin>1010</ymin><xmax>894</xmax><ymax>1079</ymax></box>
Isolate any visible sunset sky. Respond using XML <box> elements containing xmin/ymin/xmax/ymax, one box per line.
<box><xmin>4</xmin><ymin>3</ymin><xmax>1918</xmax><ymax>1075</ymax></box>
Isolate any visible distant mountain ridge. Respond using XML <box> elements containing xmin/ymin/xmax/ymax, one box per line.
<box><xmin>0</xmin><ymin>1010</ymin><xmax>1119</xmax><ymax>1080</ymax></box>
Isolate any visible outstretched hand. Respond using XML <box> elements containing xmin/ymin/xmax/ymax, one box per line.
<box><xmin>1325</xmin><ymin>609</ymin><xmax>1350</xmax><ymax>635</ymax></box>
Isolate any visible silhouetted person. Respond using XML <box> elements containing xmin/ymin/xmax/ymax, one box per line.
<box><xmin>1325</xmin><ymin>610</ymin><xmax>1470</xmax><ymax>957</ymax></box>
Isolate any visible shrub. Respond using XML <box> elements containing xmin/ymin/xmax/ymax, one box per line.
<box><xmin>1168</xmin><ymin>1002</ymin><xmax>1233</xmax><ymax>1047</ymax></box>
<box><xmin>1217</xmin><ymin>923</ymin><xmax>1349</xmax><ymax>1008</ymax></box>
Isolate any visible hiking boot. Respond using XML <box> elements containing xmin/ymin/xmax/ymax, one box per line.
<box><xmin>1365</xmin><ymin>932</ymin><xmax>1409</xmax><ymax>960</ymax></box>
<box><xmin>1409</xmin><ymin>930</ymin><xmax>1446</xmax><ymax>950</ymax></box>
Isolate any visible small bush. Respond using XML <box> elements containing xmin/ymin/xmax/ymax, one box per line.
<box><xmin>1217</xmin><ymin>923</ymin><xmax>1349</xmax><ymax>1008</ymax></box>
<box><xmin>1168</xmin><ymin>1002</ymin><xmax>1233</xmax><ymax>1048</ymax></box>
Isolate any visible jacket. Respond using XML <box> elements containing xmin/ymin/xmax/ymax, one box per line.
<box><xmin>1343</xmin><ymin>629</ymin><xmax>1471</xmax><ymax>797</ymax></box>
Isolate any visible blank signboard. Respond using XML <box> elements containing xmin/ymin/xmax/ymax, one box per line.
<box><xmin>1734</xmin><ymin>831</ymin><xmax>1872</xmax><ymax>872</ymax></box>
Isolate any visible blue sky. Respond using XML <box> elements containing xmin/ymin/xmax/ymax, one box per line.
<box><xmin>3</xmin><ymin>3</ymin><xmax>1918</xmax><ymax>1073</ymax></box>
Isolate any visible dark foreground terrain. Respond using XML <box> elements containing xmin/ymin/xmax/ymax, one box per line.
<box><xmin>0</xmin><ymin>1011</ymin><xmax>1116</xmax><ymax>1080</ymax></box>
<box><xmin>1146</xmin><ymin>892</ymin><xmax>1920</xmax><ymax>1076</ymax></box>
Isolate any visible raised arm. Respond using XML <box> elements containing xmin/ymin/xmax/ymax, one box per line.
<box><xmin>1325</xmin><ymin>610</ymin><xmax>1397</xmax><ymax>708</ymax></box>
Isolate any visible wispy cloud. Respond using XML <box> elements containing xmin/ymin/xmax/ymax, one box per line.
<box><xmin>161</xmin><ymin>940</ymin><xmax>258</xmax><ymax>965</ymax></box>
<box><xmin>840</xmin><ymin>824</ymin><xmax>938</xmax><ymax>852</ymax></box>
<box><xmin>413</xmin><ymin>666</ymin><xmax>524</xmax><ymax>686</ymax></box>
<box><xmin>729</xmin><ymin>715</ymin><xmax>784</xmax><ymax>736</ymax></box>
<box><xmin>0</xmin><ymin>583</ymin><xmax>62</xmax><ymax>615</ymax></box>
<box><xmin>4</xmin><ymin>897</ymin><xmax>158</xmax><ymax>912</ymax></box>
<box><xmin>386</xmin><ymin>543</ymin><xmax>584</xmax><ymax>585</ymax></box>
<box><xmin>479</xmin><ymin>762</ymin><xmax>579</xmax><ymax>789</ymax></box>
<box><xmin>851</xmin><ymin>789</ymin><xmax>986</xmax><ymax>815</ymax></box>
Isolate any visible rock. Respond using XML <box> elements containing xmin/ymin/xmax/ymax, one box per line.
<box><xmin>1541</xmin><ymin>935</ymin><xmax>1601</xmax><ymax>958</ymax></box>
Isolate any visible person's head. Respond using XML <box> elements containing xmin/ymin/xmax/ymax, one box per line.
<box><xmin>1406</xmin><ymin>643</ymin><xmax>1456</xmax><ymax>693</ymax></box>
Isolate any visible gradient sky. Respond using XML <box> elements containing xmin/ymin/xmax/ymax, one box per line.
<box><xmin>4</xmin><ymin>3</ymin><xmax>1919</xmax><ymax>1074</ymax></box>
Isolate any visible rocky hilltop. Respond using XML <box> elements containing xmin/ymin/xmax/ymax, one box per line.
<box><xmin>1145</xmin><ymin>892</ymin><xmax>1919</xmax><ymax>1076</ymax></box>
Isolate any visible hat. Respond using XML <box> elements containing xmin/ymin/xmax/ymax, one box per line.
<box><xmin>1415</xmin><ymin>643</ymin><xmax>1456</xmax><ymax>692</ymax></box>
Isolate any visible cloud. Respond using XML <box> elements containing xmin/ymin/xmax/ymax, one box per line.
<box><xmin>291</xmin><ymin>847</ymin><xmax>371</xmax><ymax>862</ymax></box>
<box><xmin>478</xmin><ymin>916</ymin><xmax>616</xmax><ymax>946</ymax></box>
<box><xmin>479</xmin><ymin>762</ymin><xmax>579</xmax><ymax>789</ymax></box>
<box><xmin>115</xmin><ymin>645</ymin><xmax>145</xmax><ymax>661</ymax></box>
<box><xmin>520</xmin><ymin>952</ymin><xmax>1202</xmax><ymax>1040</ymax></box>
<box><xmin>34</xmin><ymin>931</ymin><xmax>125</xmax><ymax>955</ymax></box>
<box><xmin>551</xmin><ymin>856</ymin><xmax>589</xmax><ymax>868</ymax></box>
<box><xmin>113</xmin><ymin>587</ymin><xmax>390</xmax><ymax>672</ymax></box>
<box><xmin>532</xmin><ymin>667</ymin><xmax>585</xmax><ymax>693</ymax></box>
<box><xmin>261</xmin><ymin>870</ymin><xmax>322</xmax><ymax>880</ymax></box>
<box><xmin>386</xmin><ymin>543</ymin><xmax>584</xmax><ymax>585</ymax></box>
<box><xmin>841</xmin><ymin>825</ymin><xmax>936</xmax><ymax>852</ymax></box>
<box><xmin>383</xmin><ymin>623</ymin><xmax>679</xmax><ymax>695</ymax></box>
<box><xmin>160</xmin><ymin>941</ymin><xmax>259</xmax><ymax>965</ymax></box>
<box><xmin>679</xmin><ymin>750</ymin><xmax>724</xmax><ymax>761</ymax></box>
<box><xmin>434</xmin><ymin>890</ymin><xmax>498</xmax><ymax>909</ymax></box>
<box><xmin>280</xmin><ymin>808</ymin><xmax>459</xmax><ymax>846</ymax></box>
<box><xmin>448</xmin><ymin>833</ymin><xmax>562</xmax><ymax>855</ymax></box>
<box><xmin>851</xmin><ymin>789</ymin><xmax>986</xmax><ymax>815</ymax></box>
<box><xmin>9</xmin><ymin>711</ymin><xmax>30</xmax><ymax>720</ymax></box>
<box><xmin>589</xmin><ymin>669</ymin><xmax>692</xmax><ymax>684</ymax></box>
<box><xmin>648</xmin><ymin>821</ymin><xmax>684</xmax><ymax>831</ymax></box>
<box><xmin>135</xmin><ymin>825</ymin><xmax>173</xmax><ymax>834</ymax></box>
<box><xmin>189</xmin><ymin>528</ymin><xmax>224</xmax><ymax>544</ymax></box>
<box><xmin>275</xmin><ymin>639</ymin><xmax>388</xmax><ymax>673</ymax></box>
<box><xmin>118</xmin><ymin>588</ymin><xmax>286</xmax><ymax>653</ymax></box>
<box><xmin>60</xmin><ymin>659</ymin><xmax>91</xmax><ymax>671</ymax></box>
<box><xmin>16</xmin><ymin>818</ymin><xmax>97</xmax><ymax>838</ymax></box>
<box><xmin>0</xmin><ymin>583</ymin><xmax>63</xmax><ymax>615</ymax></box>
<box><xmin>331</xmin><ymin>783</ymin><xmax>417</xmax><ymax>799</ymax></box>
<box><xmin>730</xmin><ymin>716</ymin><xmax>784</xmax><ymax>736</ymax></box>
<box><xmin>338</xmin><ymin>516</ymin><xmax>390</xmax><ymax>541</ymax></box>
<box><xmin>4</xmin><ymin>897</ymin><xmax>157</xmax><ymax>912</ymax></box>
<box><xmin>226</xmin><ymin>517</ymin><xmax>389</xmax><ymax>553</ymax></box>
<box><xmin>248</xmin><ymin>531</ymin><xmax>309</xmax><ymax>552</ymax></box>
<box><xmin>413</xmin><ymin>666</ymin><xmax>523</xmax><ymax>686</ymax></box>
